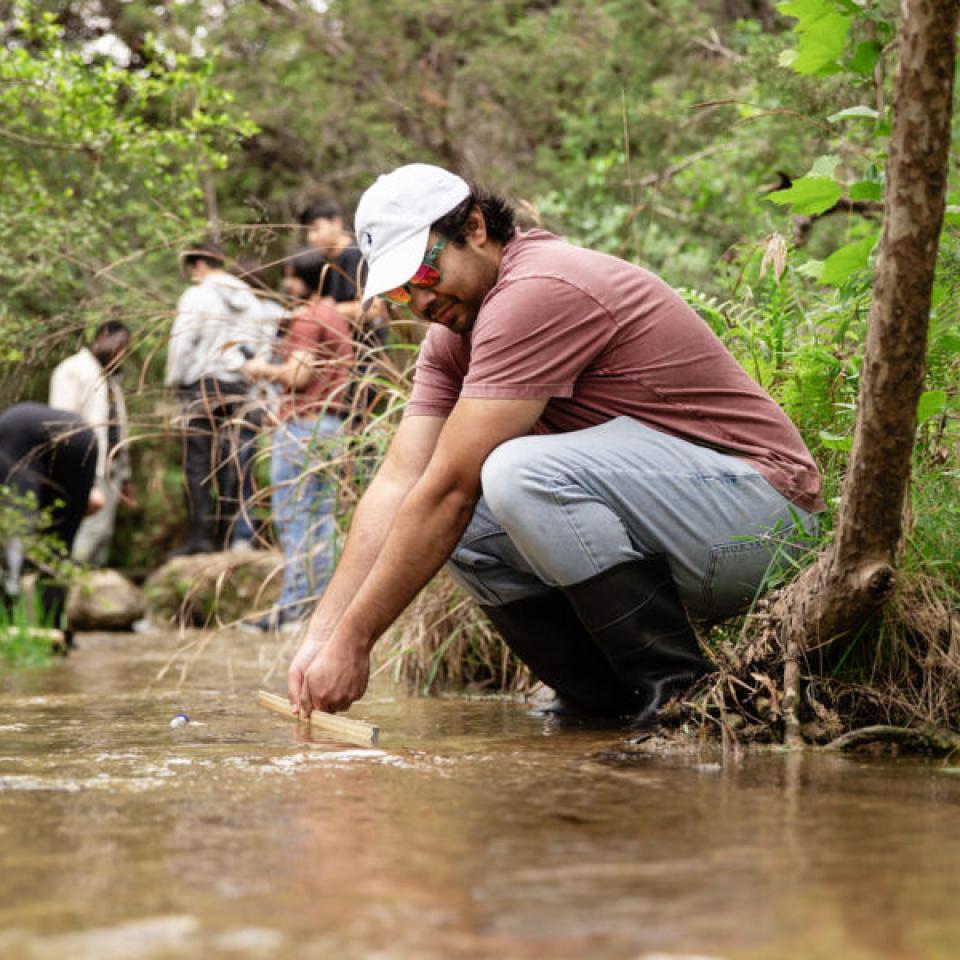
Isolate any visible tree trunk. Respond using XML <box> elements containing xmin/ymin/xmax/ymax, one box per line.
<box><xmin>775</xmin><ymin>0</ymin><xmax>959</xmax><ymax>741</ymax></box>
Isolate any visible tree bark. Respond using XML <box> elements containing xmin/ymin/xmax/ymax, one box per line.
<box><xmin>774</xmin><ymin>0</ymin><xmax>959</xmax><ymax>743</ymax></box>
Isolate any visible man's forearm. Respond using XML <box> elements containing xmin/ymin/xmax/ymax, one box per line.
<box><xmin>335</xmin><ymin>478</ymin><xmax>477</xmax><ymax>651</ymax></box>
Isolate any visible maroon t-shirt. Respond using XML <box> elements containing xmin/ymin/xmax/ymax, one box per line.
<box><xmin>406</xmin><ymin>229</ymin><xmax>824</xmax><ymax>513</ymax></box>
<box><xmin>278</xmin><ymin>300</ymin><xmax>354</xmax><ymax>421</ymax></box>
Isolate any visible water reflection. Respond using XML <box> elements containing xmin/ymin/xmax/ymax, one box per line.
<box><xmin>1</xmin><ymin>630</ymin><xmax>959</xmax><ymax>959</ymax></box>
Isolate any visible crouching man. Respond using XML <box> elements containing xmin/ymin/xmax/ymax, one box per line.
<box><xmin>287</xmin><ymin>163</ymin><xmax>823</xmax><ymax>723</ymax></box>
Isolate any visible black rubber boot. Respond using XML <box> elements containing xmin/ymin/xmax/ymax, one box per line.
<box><xmin>562</xmin><ymin>556</ymin><xmax>714</xmax><ymax>727</ymax></box>
<box><xmin>481</xmin><ymin>591</ymin><xmax>648</xmax><ymax>718</ymax></box>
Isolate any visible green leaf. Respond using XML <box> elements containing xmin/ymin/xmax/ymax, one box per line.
<box><xmin>809</xmin><ymin>154</ymin><xmax>840</xmax><ymax>177</ymax></box>
<box><xmin>778</xmin><ymin>0</ymin><xmax>853</xmax><ymax>75</ymax></box>
<box><xmin>820</xmin><ymin>234</ymin><xmax>878</xmax><ymax>286</ymax></box>
<box><xmin>849</xmin><ymin>180</ymin><xmax>883</xmax><ymax>202</ymax></box>
<box><xmin>943</xmin><ymin>205</ymin><xmax>960</xmax><ymax>226</ymax></box>
<box><xmin>916</xmin><ymin>390</ymin><xmax>947</xmax><ymax>424</ymax></box>
<box><xmin>797</xmin><ymin>259</ymin><xmax>825</xmax><ymax>280</ymax></box>
<box><xmin>828</xmin><ymin>105</ymin><xmax>879</xmax><ymax>123</ymax></box>
<box><xmin>819</xmin><ymin>430</ymin><xmax>853</xmax><ymax>451</ymax></box>
<box><xmin>768</xmin><ymin>176</ymin><xmax>843</xmax><ymax>215</ymax></box>
<box><xmin>849</xmin><ymin>40</ymin><xmax>883</xmax><ymax>76</ymax></box>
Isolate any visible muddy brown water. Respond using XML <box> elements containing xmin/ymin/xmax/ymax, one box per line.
<box><xmin>2</xmin><ymin>630</ymin><xmax>960</xmax><ymax>960</ymax></box>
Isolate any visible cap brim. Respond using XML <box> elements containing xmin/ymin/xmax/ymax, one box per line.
<box><xmin>360</xmin><ymin>225</ymin><xmax>431</xmax><ymax>307</ymax></box>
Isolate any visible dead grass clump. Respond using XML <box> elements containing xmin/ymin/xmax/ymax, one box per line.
<box><xmin>682</xmin><ymin>570</ymin><xmax>960</xmax><ymax>746</ymax></box>
<box><xmin>377</xmin><ymin>571</ymin><xmax>533</xmax><ymax>697</ymax></box>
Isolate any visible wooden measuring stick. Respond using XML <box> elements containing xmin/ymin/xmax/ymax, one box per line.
<box><xmin>256</xmin><ymin>690</ymin><xmax>380</xmax><ymax>747</ymax></box>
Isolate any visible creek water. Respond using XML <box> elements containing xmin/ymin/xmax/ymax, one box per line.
<box><xmin>2</xmin><ymin>629</ymin><xmax>959</xmax><ymax>960</ymax></box>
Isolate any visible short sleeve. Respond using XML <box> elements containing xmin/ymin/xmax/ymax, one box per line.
<box><xmin>405</xmin><ymin>327</ymin><xmax>469</xmax><ymax>418</ymax></box>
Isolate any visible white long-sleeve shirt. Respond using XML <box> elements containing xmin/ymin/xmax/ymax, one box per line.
<box><xmin>49</xmin><ymin>347</ymin><xmax>130</xmax><ymax>486</ymax></box>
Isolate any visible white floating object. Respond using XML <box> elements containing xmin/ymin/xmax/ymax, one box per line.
<box><xmin>169</xmin><ymin>713</ymin><xmax>190</xmax><ymax>729</ymax></box>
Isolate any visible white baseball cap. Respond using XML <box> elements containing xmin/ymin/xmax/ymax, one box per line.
<box><xmin>354</xmin><ymin>163</ymin><xmax>471</xmax><ymax>304</ymax></box>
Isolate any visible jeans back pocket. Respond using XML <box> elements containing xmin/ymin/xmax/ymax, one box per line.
<box><xmin>699</xmin><ymin>531</ymin><xmax>807</xmax><ymax>620</ymax></box>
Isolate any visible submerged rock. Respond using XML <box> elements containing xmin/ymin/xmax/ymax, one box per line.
<box><xmin>144</xmin><ymin>550</ymin><xmax>283</xmax><ymax>628</ymax></box>
<box><xmin>67</xmin><ymin>569</ymin><xmax>147</xmax><ymax>631</ymax></box>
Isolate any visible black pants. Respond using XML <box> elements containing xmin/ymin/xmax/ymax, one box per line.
<box><xmin>178</xmin><ymin>379</ymin><xmax>245</xmax><ymax>549</ymax></box>
<box><xmin>0</xmin><ymin>403</ymin><xmax>98</xmax><ymax>625</ymax></box>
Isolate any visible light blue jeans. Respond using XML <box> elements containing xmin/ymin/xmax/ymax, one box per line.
<box><xmin>447</xmin><ymin>418</ymin><xmax>818</xmax><ymax>621</ymax></box>
<box><xmin>270</xmin><ymin>416</ymin><xmax>342</xmax><ymax>621</ymax></box>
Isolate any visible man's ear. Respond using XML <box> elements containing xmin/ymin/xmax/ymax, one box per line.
<box><xmin>465</xmin><ymin>207</ymin><xmax>488</xmax><ymax>247</ymax></box>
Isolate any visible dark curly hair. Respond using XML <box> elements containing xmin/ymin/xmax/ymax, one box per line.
<box><xmin>299</xmin><ymin>198</ymin><xmax>342</xmax><ymax>225</ymax></box>
<box><xmin>431</xmin><ymin>187</ymin><xmax>516</xmax><ymax>247</ymax></box>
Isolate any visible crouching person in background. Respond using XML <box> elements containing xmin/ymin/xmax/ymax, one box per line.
<box><xmin>0</xmin><ymin>403</ymin><xmax>100</xmax><ymax>648</ymax></box>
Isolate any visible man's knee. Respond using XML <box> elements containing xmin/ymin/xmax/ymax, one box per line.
<box><xmin>480</xmin><ymin>437</ymin><xmax>544</xmax><ymax>530</ymax></box>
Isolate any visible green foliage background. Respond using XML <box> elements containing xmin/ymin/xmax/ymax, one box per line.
<box><xmin>0</xmin><ymin>0</ymin><xmax>957</xmax><ymax>593</ymax></box>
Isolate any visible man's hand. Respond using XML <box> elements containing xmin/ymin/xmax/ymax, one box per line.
<box><xmin>288</xmin><ymin>631</ymin><xmax>371</xmax><ymax>717</ymax></box>
<box><xmin>85</xmin><ymin>487</ymin><xmax>106</xmax><ymax>516</ymax></box>
<box><xmin>299</xmin><ymin>635</ymin><xmax>371</xmax><ymax>717</ymax></box>
<box><xmin>243</xmin><ymin>357</ymin><xmax>268</xmax><ymax>381</ymax></box>
<box><xmin>287</xmin><ymin>633</ymin><xmax>324</xmax><ymax>710</ymax></box>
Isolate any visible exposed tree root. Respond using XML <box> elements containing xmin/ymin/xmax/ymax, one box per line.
<box><xmin>674</xmin><ymin>573</ymin><xmax>960</xmax><ymax>747</ymax></box>
<box><xmin>825</xmin><ymin>724</ymin><xmax>960</xmax><ymax>756</ymax></box>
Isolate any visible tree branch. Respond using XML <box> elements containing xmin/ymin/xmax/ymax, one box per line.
<box><xmin>0</xmin><ymin>126</ymin><xmax>96</xmax><ymax>154</ymax></box>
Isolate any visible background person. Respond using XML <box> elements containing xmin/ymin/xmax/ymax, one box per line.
<box><xmin>300</xmin><ymin>198</ymin><xmax>387</xmax><ymax>421</ymax></box>
<box><xmin>48</xmin><ymin>320</ymin><xmax>133</xmax><ymax>566</ymax></box>
<box><xmin>286</xmin><ymin>163</ymin><xmax>823</xmax><ymax>722</ymax></box>
<box><xmin>300</xmin><ymin>198</ymin><xmax>367</xmax><ymax>318</ymax></box>
<box><xmin>164</xmin><ymin>241</ymin><xmax>264</xmax><ymax>556</ymax></box>
<box><xmin>243</xmin><ymin>248</ymin><xmax>355</xmax><ymax>633</ymax></box>
<box><xmin>0</xmin><ymin>403</ymin><xmax>100</xmax><ymax>646</ymax></box>
<box><xmin>229</xmin><ymin>260</ymin><xmax>291</xmax><ymax>551</ymax></box>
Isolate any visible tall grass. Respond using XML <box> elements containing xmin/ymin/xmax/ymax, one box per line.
<box><xmin>0</xmin><ymin>590</ymin><xmax>63</xmax><ymax>666</ymax></box>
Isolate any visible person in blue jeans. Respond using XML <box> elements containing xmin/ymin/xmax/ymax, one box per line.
<box><xmin>243</xmin><ymin>249</ymin><xmax>355</xmax><ymax>632</ymax></box>
<box><xmin>269</xmin><ymin>415</ymin><xmax>342</xmax><ymax>624</ymax></box>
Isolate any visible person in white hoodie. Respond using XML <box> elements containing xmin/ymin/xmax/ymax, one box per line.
<box><xmin>165</xmin><ymin>241</ymin><xmax>265</xmax><ymax>556</ymax></box>
<box><xmin>48</xmin><ymin>321</ymin><xmax>132</xmax><ymax>566</ymax></box>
